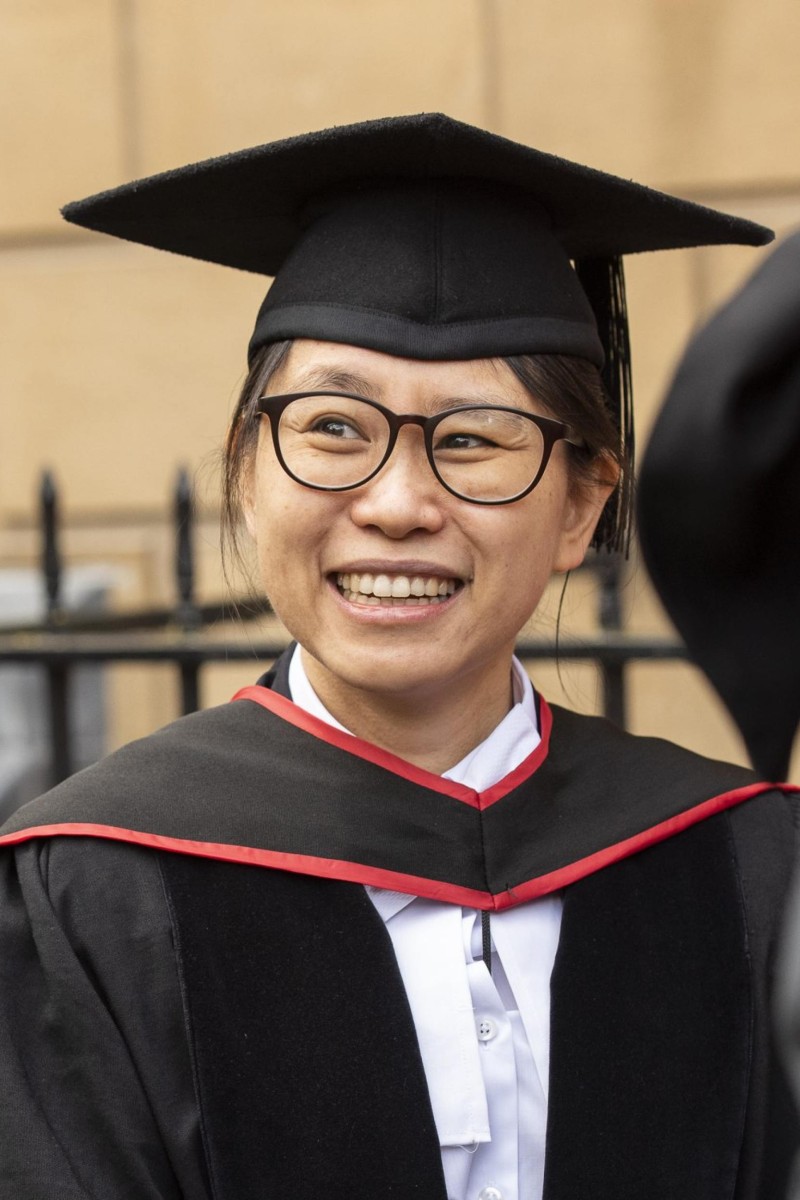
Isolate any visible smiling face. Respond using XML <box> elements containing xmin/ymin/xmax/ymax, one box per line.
<box><xmin>245</xmin><ymin>339</ymin><xmax>612</xmax><ymax>722</ymax></box>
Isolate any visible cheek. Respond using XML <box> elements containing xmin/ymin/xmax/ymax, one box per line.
<box><xmin>253</xmin><ymin>509</ymin><xmax>307</xmax><ymax>627</ymax></box>
<box><xmin>484</xmin><ymin>491</ymin><xmax>570</xmax><ymax>607</ymax></box>
<box><xmin>501</xmin><ymin>485</ymin><xmax>569</xmax><ymax>564</ymax></box>
<box><xmin>250</xmin><ymin>467</ymin><xmax>338</xmax><ymax>600</ymax></box>
<box><xmin>250</xmin><ymin>437</ymin><xmax>299</xmax><ymax>536</ymax></box>
<box><xmin>465</xmin><ymin>520</ymin><xmax>523</xmax><ymax>606</ymax></box>
<box><xmin>247</xmin><ymin>469</ymin><xmax>297</xmax><ymax>585</ymax></box>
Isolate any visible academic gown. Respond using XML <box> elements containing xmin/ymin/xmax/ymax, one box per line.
<box><xmin>1</xmin><ymin>649</ymin><xmax>798</xmax><ymax>1200</ymax></box>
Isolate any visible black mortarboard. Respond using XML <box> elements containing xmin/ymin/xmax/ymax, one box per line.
<box><xmin>61</xmin><ymin>112</ymin><xmax>771</xmax><ymax>355</ymax></box>
<box><xmin>638</xmin><ymin>232</ymin><xmax>800</xmax><ymax>781</ymax></box>
<box><xmin>62</xmin><ymin>113</ymin><xmax>772</xmax><ymax>550</ymax></box>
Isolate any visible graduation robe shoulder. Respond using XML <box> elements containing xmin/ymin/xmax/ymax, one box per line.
<box><xmin>0</xmin><ymin>679</ymin><xmax>798</xmax><ymax>1199</ymax></box>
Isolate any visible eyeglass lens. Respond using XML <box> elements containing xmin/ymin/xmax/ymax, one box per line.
<box><xmin>276</xmin><ymin>394</ymin><xmax>547</xmax><ymax>502</ymax></box>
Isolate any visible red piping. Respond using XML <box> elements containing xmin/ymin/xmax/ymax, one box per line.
<box><xmin>479</xmin><ymin>699</ymin><xmax>552</xmax><ymax>809</ymax></box>
<box><xmin>0</xmin><ymin>823</ymin><xmax>493</xmax><ymax>908</ymax></box>
<box><xmin>0</xmin><ymin>779</ymin><xmax>790</xmax><ymax>910</ymax></box>
<box><xmin>231</xmin><ymin>685</ymin><xmax>552</xmax><ymax>809</ymax></box>
<box><xmin>489</xmin><ymin>779</ymin><xmax>794</xmax><ymax>908</ymax></box>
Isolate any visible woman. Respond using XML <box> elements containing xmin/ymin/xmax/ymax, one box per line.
<box><xmin>1</xmin><ymin>114</ymin><xmax>797</xmax><ymax>1200</ymax></box>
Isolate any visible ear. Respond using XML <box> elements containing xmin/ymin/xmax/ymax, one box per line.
<box><xmin>553</xmin><ymin>456</ymin><xmax>619</xmax><ymax>573</ymax></box>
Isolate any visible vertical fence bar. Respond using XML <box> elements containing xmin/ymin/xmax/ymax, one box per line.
<box><xmin>41</xmin><ymin>469</ymin><xmax>61</xmax><ymax>619</ymax></box>
<box><xmin>600</xmin><ymin>658</ymin><xmax>627</xmax><ymax>728</ymax></box>
<box><xmin>178</xmin><ymin>659</ymin><xmax>199</xmax><ymax>715</ymax></box>
<box><xmin>47</xmin><ymin>665</ymin><xmax>72</xmax><ymax>786</ymax></box>
<box><xmin>596</xmin><ymin>553</ymin><xmax>627</xmax><ymax>728</ymax></box>
<box><xmin>174</xmin><ymin>467</ymin><xmax>200</xmax><ymax>714</ymax></box>
<box><xmin>175</xmin><ymin>467</ymin><xmax>195</xmax><ymax>623</ymax></box>
<box><xmin>40</xmin><ymin>470</ymin><xmax>72</xmax><ymax>784</ymax></box>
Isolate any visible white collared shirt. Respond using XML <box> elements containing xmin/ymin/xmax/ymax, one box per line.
<box><xmin>288</xmin><ymin>646</ymin><xmax>563</xmax><ymax>1200</ymax></box>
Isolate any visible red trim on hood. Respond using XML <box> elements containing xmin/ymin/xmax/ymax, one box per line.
<box><xmin>231</xmin><ymin>685</ymin><xmax>552</xmax><ymax>810</ymax></box>
<box><xmin>489</xmin><ymin>779</ymin><xmax>795</xmax><ymax>909</ymax></box>
<box><xmin>1</xmin><ymin>779</ymin><xmax>792</xmax><ymax>910</ymax></box>
<box><xmin>479</xmin><ymin>698</ymin><xmax>552</xmax><ymax>809</ymax></box>
<box><xmin>0</xmin><ymin>822</ymin><xmax>493</xmax><ymax>908</ymax></box>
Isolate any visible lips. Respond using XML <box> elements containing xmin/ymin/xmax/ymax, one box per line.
<box><xmin>336</xmin><ymin>571</ymin><xmax>460</xmax><ymax>607</ymax></box>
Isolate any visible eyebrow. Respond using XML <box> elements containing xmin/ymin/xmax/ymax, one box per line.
<box><xmin>424</xmin><ymin>392</ymin><xmax>517</xmax><ymax>415</ymax></box>
<box><xmin>281</xmin><ymin>365</ymin><xmax>527</xmax><ymax>414</ymax></box>
<box><xmin>285</xmin><ymin>367</ymin><xmax>378</xmax><ymax>399</ymax></box>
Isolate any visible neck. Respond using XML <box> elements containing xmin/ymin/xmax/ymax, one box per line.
<box><xmin>300</xmin><ymin>647</ymin><xmax>515</xmax><ymax>774</ymax></box>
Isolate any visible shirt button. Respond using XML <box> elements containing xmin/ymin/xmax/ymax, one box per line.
<box><xmin>478</xmin><ymin>1188</ymin><xmax>503</xmax><ymax>1200</ymax></box>
<box><xmin>476</xmin><ymin>1017</ymin><xmax>497</xmax><ymax>1042</ymax></box>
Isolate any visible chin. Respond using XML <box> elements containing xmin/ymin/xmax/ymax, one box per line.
<box><xmin>314</xmin><ymin>643</ymin><xmax>460</xmax><ymax>700</ymax></box>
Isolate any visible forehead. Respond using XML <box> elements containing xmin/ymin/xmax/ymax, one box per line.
<box><xmin>272</xmin><ymin>339</ymin><xmax>537</xmax><ymax>411</ymax></box>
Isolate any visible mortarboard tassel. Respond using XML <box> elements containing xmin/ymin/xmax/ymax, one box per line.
<box><xmin>574</xmin><ymin>256</ymin><xmax>635</xmax><ymax>555</ymax></box>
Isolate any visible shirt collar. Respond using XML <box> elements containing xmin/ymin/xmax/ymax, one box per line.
<box><xmin>287</xmin><ymin>645</ymin><xmax>541</xmax><ymax>921</ymax></box>
<box><xmin>287</xmin><ymin>644</ymin><xmax>539</xmax><ymax>788</ymax></box>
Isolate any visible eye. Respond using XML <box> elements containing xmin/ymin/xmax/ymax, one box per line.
<box><xmin>309</xmin><ymin>415</ymin><xmax>363</xmax><ymax>440</ymax></box>
<box><xmin>433</xmin><ymin>408</ymin><xmax>538</xmax><ymax>457</ymax></box>
<box><xmin>433</xmin><ymin>410</ymin><xmax>510</xmax><ymax>455</ymax></box>
<box><xmin>434</xmin><ymin>430</ymin><xmax>495</xmax><ymax>451</ymax></box>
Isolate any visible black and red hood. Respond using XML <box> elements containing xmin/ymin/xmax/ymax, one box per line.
<box><xmin>0</xmin><ymin>660</ymin><xmax>793</xmax><ymax>908</ymax></box>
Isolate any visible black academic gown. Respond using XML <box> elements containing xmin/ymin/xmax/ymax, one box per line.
<box><xmin>1</xmin><ymin>651</ymin><xmax>798</xmax><ymax>1200</ymax></box>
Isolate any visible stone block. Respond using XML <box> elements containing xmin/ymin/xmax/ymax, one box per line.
<box><xmin>0</xmin><ymin>240</ymin><xmax>267</xmax><ymax>519</ymax></box>
<box><xmin>132</xmin><ymin>0</ymin><xmax>487</xmax><ymax>173</ymax></box>
<box><xmin>495</xmin><ymin>0</ymin><xmax>800</xmax><ymax>190</ymax></box>
<box><xmin>628</xmin><ymin>660</ymin><xmax>750</xmax><ymax>767</ymax></box>
<box><xmin>0</xmin><ymin>1</ymin><xmax>126</xmax><ymax>234</ymax></box>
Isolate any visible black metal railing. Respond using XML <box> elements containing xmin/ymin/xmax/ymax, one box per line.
<box><xmin>0</xmin><ymin>470</ymin><xmax>687</xmax><ymax>788</ymax></box>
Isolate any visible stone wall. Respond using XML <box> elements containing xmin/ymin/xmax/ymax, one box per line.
<box><xmin>2</xmin><ymin>0</ymin><xmax>798</xmax><ymax>774</ymax></box>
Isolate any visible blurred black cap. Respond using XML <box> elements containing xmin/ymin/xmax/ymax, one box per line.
<box><xmin>638</xmin><ymin>232</ymin><xmax>800</xmax><ymax>780</ymax></box>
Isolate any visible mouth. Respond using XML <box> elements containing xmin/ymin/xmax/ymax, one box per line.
<box><xmin>335</xmin><ymin>571</ymin><xmax>462</xmax><ymax>607</ymax></box>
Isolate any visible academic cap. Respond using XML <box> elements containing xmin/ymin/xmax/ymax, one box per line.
<box><xmin>638</xmin><ymin>232</ymin><xmax>800</xmax><ymax>781</ymax></box>
<box><xmin>62</xmin><ymin>113</ymin><xmax>771</xmax><ymax>549</ymax></box>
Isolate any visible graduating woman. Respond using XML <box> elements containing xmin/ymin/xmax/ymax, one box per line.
<box><xmin>1</xmin><ymin>114</ymin><xmax>798</xmax><ymax>1200</ymax></box>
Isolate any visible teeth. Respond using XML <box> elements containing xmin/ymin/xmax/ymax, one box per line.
<box><xmin>336</xmin><ymin>572</ymin><xmax>460</xmax><ymax>606</ymax></box>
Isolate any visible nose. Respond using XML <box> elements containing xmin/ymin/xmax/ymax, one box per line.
<box><xmin>347</xmin><ymin>425</ymin><xmax>446</xmax><ymax>537</ymax></box>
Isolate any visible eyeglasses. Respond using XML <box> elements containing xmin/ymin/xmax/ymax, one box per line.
<box><xmin>257</xmin><ymin>392</ymin><xmax>583</xmax><ymax>505</ymax></box>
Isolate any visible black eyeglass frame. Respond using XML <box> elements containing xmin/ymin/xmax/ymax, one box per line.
<box><xmin>257</xmin><ymin>391</ymin><xmax>584</xmax><ymax>506</ymax></box>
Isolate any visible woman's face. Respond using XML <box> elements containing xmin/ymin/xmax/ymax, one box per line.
<box><xmin>245</xmin><ymin>339</ymin><xmax>612</xmax><ymax>707</ymax></box>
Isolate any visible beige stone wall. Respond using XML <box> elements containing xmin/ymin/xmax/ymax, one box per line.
<box><xmin>2</xmin><ymin>1</ymin><xmax>798</xmax><ymax>777</ymax></box>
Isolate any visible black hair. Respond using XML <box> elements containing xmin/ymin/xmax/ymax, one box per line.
<box><xmin>502</xmin><ymin>354</ymin><xmax>628</xmax><ymax>552</ymax></box>
<box><xmin>221</xmin><ymin>342</ymin><xmax>628</xmax><ymax>567</ymax></box>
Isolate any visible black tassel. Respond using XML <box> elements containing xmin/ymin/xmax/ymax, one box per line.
<box><xmin>574</xmin><ymin>255</ymin><xmax>635</xmax><ymax>555</ymax></box>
